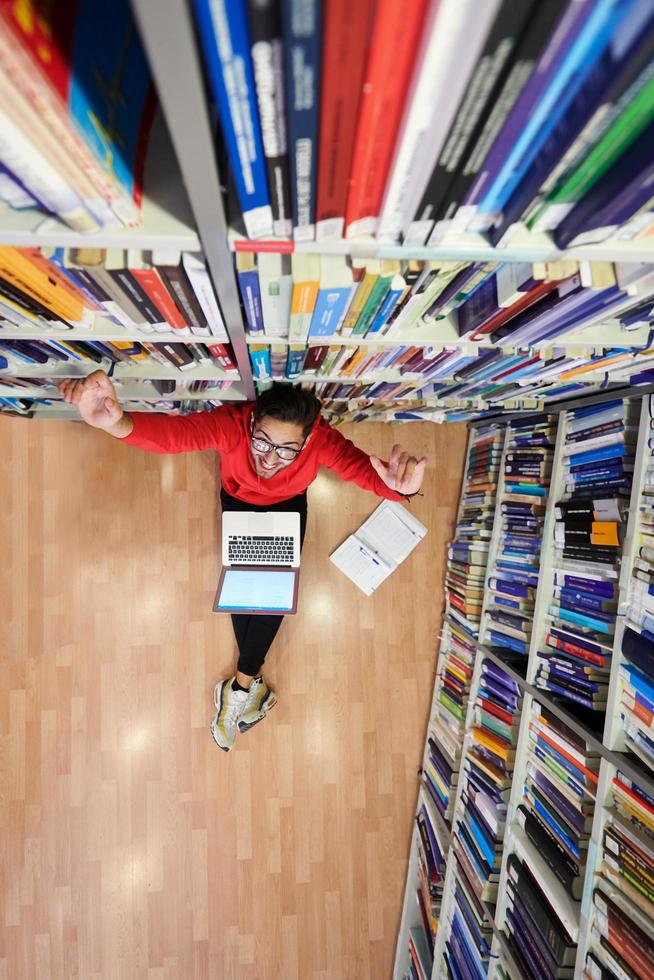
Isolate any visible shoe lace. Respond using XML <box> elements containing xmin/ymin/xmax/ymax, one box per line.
<box><xmin>225</xmin><ymin>690</ymin><xmax>248</xmax><ymax>725</ymax></box>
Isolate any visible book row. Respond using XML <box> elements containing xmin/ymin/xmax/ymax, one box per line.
<box><xmin>0</xmin><ymin>246</ymin><xmax>230</xmax><ymax>342</ymax></box>
<box><xmin>201</xmin><ymin>0</ymin><xmax>654</xmax><ymax>250</ymax></box>
<box><xmin>248</xmin><ymin>342</ymin><xmax>437</xmax><ymax>383</ymax></box>
<box><xmin>0</xmin><ymin>338</ymin><xmax>237</xmax><ymax>375</ymax></box>
<box><xmin>0</xmin><ymin>1</ymin><xmax>154</xmax><ymax>231</ymax></box>
<box><xmin>235</xmin><ymin>254</ymin><xmax>654</xmax><ymax>346</ymax></box>
<box><xmin>0</xmin><ymin>396</ymin><xmax>226</xmax><ymax>418</ymax></box>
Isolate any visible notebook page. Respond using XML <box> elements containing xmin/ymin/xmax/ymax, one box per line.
<box><xmin>358</xmin><ymin>501</ymin><xmax>427</xmax><ymax>566</ymax></box>
<box><xmin>329</xmin><ymin>536</ymin><xmax>391</xmax><ymax>596</ymax></box>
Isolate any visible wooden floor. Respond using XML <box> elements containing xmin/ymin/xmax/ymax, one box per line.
<box><xmin>0</xmin><ymin>414</ymin><xmax>466</xmax><ymax>980</ymax></box>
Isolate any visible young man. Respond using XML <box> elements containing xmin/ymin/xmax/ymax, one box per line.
<box><xmin>59</xmin><ymin>370</ymin><xmax>427</xmax><ymax>751</ymax></box>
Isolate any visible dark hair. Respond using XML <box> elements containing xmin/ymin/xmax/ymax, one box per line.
<box><xmin>254</xmin><ymin>383</ymin><xmax>322</xmax><ymax>438</ymax></box>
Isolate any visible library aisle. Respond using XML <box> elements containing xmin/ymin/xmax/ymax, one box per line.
<box><xmin>0</xmin><ymin>415</ymin><xmax>466</xmax><ymax>980</ymax></box>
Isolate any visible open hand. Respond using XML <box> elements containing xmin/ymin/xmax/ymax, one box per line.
<box><xmin>58</xmin><ymin>369</ymin><xmax>124</xmax><ymax>431</ymax></box>
<box><xmin>370</xmin><ymin>444</ymin><xmax>427</xmax><ymax>496</ymax></box>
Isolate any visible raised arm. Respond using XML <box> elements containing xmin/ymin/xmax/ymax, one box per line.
<box><xmin>320</xmin><ymin>426</ymin><xmax>427</xmax><ymax>500</ymax></box>
<box><xmin>58</xmin><ymin>369</ymin><xmax>238</xmax><ymax>454</ymax></box>
<box><xmin>59</xmin><ymin>369</ymin><xmax>134</xmax><ymax>438</ymax></box>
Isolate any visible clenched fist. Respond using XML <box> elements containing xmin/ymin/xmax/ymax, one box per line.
<box><xmin>58</xmin><ymin>370</ymin><xmax>132</xmax><ymax>437</ymax></box>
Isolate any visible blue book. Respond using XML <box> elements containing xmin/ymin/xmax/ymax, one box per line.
<box><xmin>489</xmin><ymin>630</ymin><xmax>527</xmax><ymax>655</ymax></box>
<box><xmin>569</xmin><ymin>397</ymin><xmax>624</xmax><ymax>419</ymax></box>
<box><xmin>474</xmin><ymin>0</ymin><xmax>641</xmax><ymax>220</ymax></box>
<box><xmin>366</xmin><ymin>287</ymin><xmax>405</xmax><ymax>335</ymax></box>
<box><xmin>281</xmin><ymin>0</ymin><xmax>321</xmax><ymax>237</ymax></box>
<box><xmin>550</xmin><ymin>605</ymin><xmax>613</xmax><ymax>634</ymax></box>
<box><xmin>248</xmin><ymin>345</ymin><xmax>271</xmax><ymax>380</ymax></box>
<box><xmin>307</xmin><ymin>286</ymin><xmax>351</xmax><ymax>338</ymax></box>
<box><xmin>621</xmin><ymin>664</ymin><xmax>654</xmax><ymax>703</ymax></box>
<box><xmin>555</xmin><ymin>588</ymin><xmax>614</xmax><ymax>614</ymax></box>
<box><xmin>285</xmin><ymin>346</ymin><xmax>307</xmax><ymax>378</ymax></box>
<box><xmin>236</xmin><ymin>263</ymin><xmax>264</xmax><ymax>334</ymax></box>
<box><xmin>566</xmin><ymin>442</ymin><xmax>631</xmax><ymax>466</ymax></box>
<box><xmin>489</xmin><ymin>578</ymin><xmax>531</xmax><ymax>599</ymax></box>
<box><xmin>194</xmin><ymin>0</ymin><xmax>273</xmax><ymax>238</ymax></box>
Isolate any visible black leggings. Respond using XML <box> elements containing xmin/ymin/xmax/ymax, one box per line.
<box><xmin>220</xmin><ymin>488</ymin><xmax>308</xmax><ymax>676</ymax></box>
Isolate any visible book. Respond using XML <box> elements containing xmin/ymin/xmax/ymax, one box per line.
<box><xmin>330</xmin><ymin>501</ymin><xmax>426</xmax><ymax>596</ymax></box>
<box><xmin>246</xmin><ymin>0</ymin><xmax>292</xmax><ymax>237</ymax></box>
<box><xmin>281</xmin><ymin>0</ymin><xmax>321</xmax><ymax>240</ymax></box>
<box><xmin>344</xmin><ymin>0</ymin><xmax>429</xmax><ymax>238</ymax></box>
<box><xmin>314</xmin><ymin>0</ymin><xmax>373</xmax><ymax>239</ymax></box>
<box><xmin>193</xmin><ymin>0</ymin><xmax>273</xmax><ymax>238</ymax></box>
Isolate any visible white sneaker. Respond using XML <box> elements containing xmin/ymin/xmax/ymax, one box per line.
<box><xmin>210</xmin><ymin>678</ymin><xmax>249</xmax><ymax>752</ymax></box>
<box><xmin>238</xmin><ymin>676</ymin><xmax>278</xmax><ymax>733</ymax></box>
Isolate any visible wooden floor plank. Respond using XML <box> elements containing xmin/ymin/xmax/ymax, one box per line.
<box><xmin>0</xmin><ymin>414</ymin><xmax>466</xmax><ymax>979</ymax></box>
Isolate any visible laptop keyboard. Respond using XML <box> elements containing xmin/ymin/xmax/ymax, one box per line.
<box><xmin>228</xmin><ymin>535</ymin><xmax>295</xmax><ymax>565</ymax></box>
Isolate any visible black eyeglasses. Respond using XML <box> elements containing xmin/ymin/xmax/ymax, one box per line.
<box><xmin>250</xmin><ymin>435</ymin><xmax>303</xmax><ymax>462</ymax></box>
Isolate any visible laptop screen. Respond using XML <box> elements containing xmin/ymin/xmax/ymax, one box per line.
<box><xmin>215</xmin><ymin>568</ymin><xmax>297</xmax><ymax>613</ymax></box>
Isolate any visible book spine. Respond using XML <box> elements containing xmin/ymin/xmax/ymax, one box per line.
<box><xmin>459</xmin><ymin>0</ymin><xmax>589</xmax><ymax>223</ymax></box>
<box><xmin>281</xmin><ymin>0</ymin><xmax>321</xmax><ymax>240</ymax></box>
<box><xmin>129</xmin><ymin>268</ymin><xmax>189</xmax><ymax>334</ymax></box>
<box><xmin>344</xmin><ymin>0</ymin><xmax>429</xmax><ymax>238</ymax></box>
<box><xmin>246</xmin><ymin>0</ymin><xmax>293</xmax><ymax>237</ymax></box>
<box><xmin>193</xmin><ymin>0</ymin><xmax>273</xmax><ymax>238</ymax></box>
<box><xmin>315</xmin><ymin>0</ymin><xmax>373</xmax><ymax>239</ymax></box>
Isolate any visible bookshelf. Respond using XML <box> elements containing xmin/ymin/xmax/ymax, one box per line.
<box><xmin>394</xmin><ymin>402</ymin><xmax>654</xmax><ymax>980</ymax></box>
<box><xmin>0</xmin><ymin>0</ymin><xmax>255</xmax><ymax>418</ymax></box>
<box><xmin>2</xmin><ymin>7</ymin><xmax>654</xmax><ymax>420</ymax></box>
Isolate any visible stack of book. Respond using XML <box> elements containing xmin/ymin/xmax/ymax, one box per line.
<box><xmin>426</xmin><ymin>620</ymin><xmax>473</xmax><ymax>827</ymax></box>
<box><xmin>0</xmin><ymin>2</ymin><xmax>155</xmax><ymax>231</ymax></box>
<box><xmin>443</xmin><ymin>850</ymin><xmax>493</xmax><ymax>980</ymax></box>
<box><xmin>619</xmin><ymin>407</ymin><xmax>654</xmax><ymax>773</ymax></box>
<box><xmin>445</xmin><ymin>424</ymin><xmax>505</xmax><ymax>635</ymax></box>
<box><xmin>500</xmin><ymin>846</ymin><xmax>577</xmax><ymax>980</ymax></box>
<box><xmin>0</xmin><ymin>247</ymin><xmax>231</xmax><ymax>341</ymax></box>
<box><xmin>0</xmin><ymin>337</ymin><xmax>237</xmax><ymax>375</ymax></box>
<box><xmin>483</xmin><ymin>414</ymin><xmax>557</xmax><ymax>662</ymax></box>
<box><xmin>445</xmin><ymin>658</ymin><xmax>520</xmax><ymax>976</ymax></box>
<box><xmin>195</xmin><ymin>1</ymin><xmax>654</xmax><ymax>250</ymax></box>
<box><xmin>413</xmin><ymin>793</ymin><xmax>448</xmax><ymax>974</ymax></box>
<box><xmin>518</xmin><ymin>701</ymin><xmax>597</xmax><ymax>909</ymax></box>
<box><xmin>534</xmin><ymin>399</ymin><xmax>639</xmax><ymax>715</ymax></box>
<box><xmin>581</xmin><ymin>768</ymin><xmax>654</xmax><ymax>978</ymax></box>
<box><xmin>0</xmin><ymin>396</ymin><xmax>227</xmax><ymax>417</ymax></box>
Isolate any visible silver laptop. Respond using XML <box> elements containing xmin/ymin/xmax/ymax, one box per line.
<box><xmin>222</xmin><ymin>511</ymin><xmax>301</xmax><ymax>568</ymax></box>
<box><xmin>214</xmin><ymin>512</ymin><xmax>301</xmax><ymax>615</ymax></box>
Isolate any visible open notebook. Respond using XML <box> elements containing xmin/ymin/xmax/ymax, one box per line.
<box><xmin>330</xmin><ymin>500</ymin><xmax>427</xmax><ymax>596</ymax></box>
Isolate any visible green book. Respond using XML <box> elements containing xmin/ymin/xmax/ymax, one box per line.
<box><xmin>527</xmin><ymin>73</ymin><xmax>654</xmax><ymax>230</ymax></box>
<box><xmin>350</xmin><ymin>273</ymin><xmax>392</xmax><ymax>336</ymax></box>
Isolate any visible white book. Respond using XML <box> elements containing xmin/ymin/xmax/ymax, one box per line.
<box><xmin>256</xmin><ymin>252</ymin><xmax>292</xmax><ymax>339</ymax></box>
<box><xmin>182</xmin><ymin>252</ymin><xmax>230</xmax><ymax>341</ymax></box>
<box><xmin>0</xmin><ymin>107</ymin><xmax>96</xmax><ymax>232</ymax></box>
<box><xmin>330</xmin><ymin>500</ymin><xmax>427</xmax><ymax>596</ymax></box>
<box><xmin>563</xmin><ymin>429</ymin><xmax>638</xmax><ymax>455</ymax></box>
<box><xmin>387</xmin><ymin>0</ymin><xmax>501</xmax><ymax>246</ymax></box>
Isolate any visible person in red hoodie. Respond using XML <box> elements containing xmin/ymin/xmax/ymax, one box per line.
<box><xmin>59</xmin><ymin>370</ymin><xmax>427</xmax><ymax>751</ymax></box>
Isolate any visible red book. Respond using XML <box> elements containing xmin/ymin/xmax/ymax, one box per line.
<box><xmin>545</xmin><ymin>634</ymin><xmax>607</xmax><ymax>669</ymax></box>
<box><xmin>466</xmin><ymin>279</ymin><xmax>565</xmax><ymax>341</ymax></box>
<box><xmin>129</xmin><ymin>268</ymin><xmax>187</xmax><ymax>332</ymax></box>
<box><xmin>207</xmin><ymin>343</ymin><xmax>237</xmax><ymax>371</ymax></box>
<box><xmin>315</xmin><ymin>0</ymin><xmax>374</xmax><ymax>238</ymax></box>
<box><xmin>344</xmin><ymin>0</ymin><xmax>428</xmax><ymax>238</ymax></box>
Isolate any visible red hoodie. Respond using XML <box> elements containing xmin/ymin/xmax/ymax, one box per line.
<box><xmin>121</xmin><ymin>401</ymin><xmax>405</xmax><ymax>506</ymax></box>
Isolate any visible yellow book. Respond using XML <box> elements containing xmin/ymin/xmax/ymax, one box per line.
<box><xmin>340</xmin><ymin>346</ymin><xmax>373</xmax><ymax>377</ymax></box>
<box><xmin>288</xmin><ymin>253</ymin><xmax>320</xmax><ymax>341</ymax></box>
<box><xmin>340</xmin><ymin>259</ymin><xmax>380</xmax><ymax>335</ymax></box>
<box><xmin>0</xmin><ymin>246</ymin><xmax>88</xmax><ymax>323</ymax></box>
<box><xmin>110</xmin><ymin>341</ymin><xmax>149</xmax><ymax>363</ymax></box>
